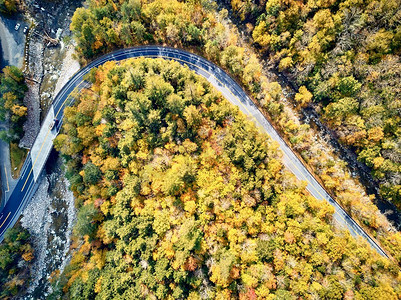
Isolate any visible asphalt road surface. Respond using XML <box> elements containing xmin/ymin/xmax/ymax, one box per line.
<box><xmin>0</xmin><ymin>46</ymin><xmax>388</xmax><ymax>258</ymax></box>
<box><xmin>0</xmin><ymin>15</ymin><xmax>27</xmax><ymax>69</ymax></box>
<box><xmin>0</xmin><ymin>123</ymin><xmax>18</xmax><ymax>210</ymax></box>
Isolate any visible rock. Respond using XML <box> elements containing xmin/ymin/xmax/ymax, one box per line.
<box><xmin>21</xmin><ymin>168</ymin><xmax>76</xmax><ymax>298</ymax></box>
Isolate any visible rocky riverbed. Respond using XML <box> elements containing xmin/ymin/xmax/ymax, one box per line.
<box><xmin>15</xmin><ymin>0</ymin><xmax>82</xmax><ymax>296</ymax></box>
<box><xmin>21</xmin><ymin>153</ymin><xmax>76</xmax><ymax>298</ymax></box>
<box><xmin>18</xmin><ymin>35</ymin><xmax>80</xmax><ymax>300</ymax></box>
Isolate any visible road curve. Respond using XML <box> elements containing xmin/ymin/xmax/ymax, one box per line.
<box><xmin>0</xmin><ymin>46</ymin><xmax>388</xmax><ymax>257</ymax></box>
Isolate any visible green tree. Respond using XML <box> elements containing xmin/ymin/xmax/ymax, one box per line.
<box><xmin>74</xmin><ymin>203</ymin><xmax>99</xmax><ymax>238</ymax></box>
<box><xmin>83</xmin><ymin>162</ymin><xmax>102</xmax><ymax>185</ymax></box>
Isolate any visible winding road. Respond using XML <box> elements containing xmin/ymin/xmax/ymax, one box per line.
<box><xmin>0</xmin><ymin>46</ymin><xmax>388</xmax><ymax>258</ymax></box>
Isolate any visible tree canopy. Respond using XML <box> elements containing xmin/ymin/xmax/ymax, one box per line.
<box><xmin>66</xmin><ymin>0</ymin><xmax>401</xmax><ymax>262</ymax></box>
<box><xmin>0</xmin><ymin>223</ymin><xmax>34</xmax><ymax>298</ymax></box>
<box><xmin>52</xmin><ymin>58</ymin><xmax>401</xmax><ymax>299</ymax></box>
<box><xmin>230</xmin><ymin>0</ymin><xmax>401</xmax><ymax>206</ymax></box>
<box><xmin>0</xmin><ymin>66</ymin><xmax>28</xmax><ymax>142</ymax></box>
<box><xmin>0</xmin><ymin>0</ymin><xmax>17</xmax><ymax>14</ymax></box>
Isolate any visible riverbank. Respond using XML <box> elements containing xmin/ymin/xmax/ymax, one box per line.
<box><xmin>17</xmin><ymin>1</ymin><xmax>81</xmax><ymax>295</ymax></box>
<box><xmin>21</xmin><ymin>152</ymin><xmax>76</xmax><ymax>298</ymax></box>
<box><xmin>19</xmin><ymin>41</ymin><xmax>80</xmax><ymax>299</ymax></box>
<box><xmin>1</xmin><ymin>1</ymin><xmax>80</xmax><ymax>296</ymax></box>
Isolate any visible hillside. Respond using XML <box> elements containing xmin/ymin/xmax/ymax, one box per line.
<box><xmin>66</xmin><ymin>0</ymin><xmax>401</xmax><ymax>263</ymax></box>
<box><xmin>51</xmin><ymin>58</ymin><xmax>400</xmax><ymax>299</ymax></box>
<box><xmin>229</xmin><ymin>0</ymin><xmax>401</xmax><ymax>206</ymax></box>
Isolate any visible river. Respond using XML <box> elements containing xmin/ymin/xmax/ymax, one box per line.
<box><xmin>0</xmin><ymin>12</ymin><xmax>77</xmax><ymax>298</ymax></box>
<box><xmin>21</xmin><ymin>151</ymin><xmax>76</xmax><ymax>299</ymax></box>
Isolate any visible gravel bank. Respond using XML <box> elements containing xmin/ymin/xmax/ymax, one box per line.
<box><xmin>53</xmin><ymin>43</ymin><xmax>80</xmax><ymax>96</ymax></box>
<box><xmin>21</xmin><ymin>164</ymin><xmax>76</xmax><ymax>299</ymax></box>
<box><xmin>20</xmin><ymin>34</ymin><xmax>44</xmax><ymax>149</ymax></box>
<box><xmin>19</xmin><ymin>39</ymin><xmax>81</xmax><ymax>297</ymax></box>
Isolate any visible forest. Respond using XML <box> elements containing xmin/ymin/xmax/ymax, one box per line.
<box><xmin>67</xmin><ymin>0</ymin><xmax>401</xmax><ymax>271</ymax></box>
<box><xmin>50</xmin><ymin>58</ymin><xmax>401</xmax><ymax>299</ymax></box>
<box><xmin>0</xmin><ymin>0</ymin><xmax>17</xmax><ymax>14</ymax></box>
<box><xmin>0</xmin><ymin>65</ymin><xmax>28</xmax><ymax>142</ymax></box>
<box><xmin>0</xmin><ymin>223</ymin><xmax>34</xmax><ymax>298</ymax></box>
<box><xmin>229</xmin><ymin>0</ymin><xmax>401</xmax><ymax>206</ymax></box>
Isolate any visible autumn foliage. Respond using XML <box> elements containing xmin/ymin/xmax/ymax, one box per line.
<box><xmin>0</xmin><ymin>223</ymin><xmax>34</xmax><ymax>298</ymax></box>
<box><xmin>0</xmin><ymin>66</ymin><xmax>28</xmax><ymax>142</ymax></box>
<box><xmin>52</xmin><ymin>59</ymin><xmax>400</xmax><ymax>299</ymax></box>
<box><xmin>231</xmin><ymin>0</ymin><xmax>401</xmax><ymax>206</ymax></box>
<box><xmin>67</xmin><ymin>0</ymin><xmax>401</xmax><ymax>269</ymax></box>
